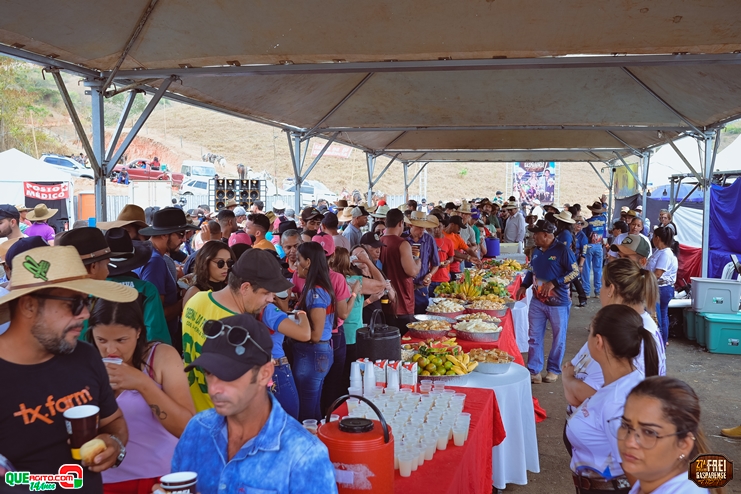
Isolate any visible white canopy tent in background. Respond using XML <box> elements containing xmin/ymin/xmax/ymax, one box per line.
<box><xmin>713</xmin><ymin>132</ymin><xmax>741</xmax><ymax>172</ymax></box>
<box><xmin>0</xmin><ymin>148</ymin><xmax>74</xmax><ymax>219</ymax></box>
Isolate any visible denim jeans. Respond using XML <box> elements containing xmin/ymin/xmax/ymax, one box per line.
<box><xmin>527</xmin><ymin>298</ymin><xmax>571</xmax><ymax>375</ymax></box>
<box><xmin>292</xmin><ymin>341</ymin><xmax>333</xmax><ymax>421</ymax></box>
<box><xmin>414</xmin><ymin>286</ymin><xmax>430</xmax><ymax>315</ymax></box>
<box><xmin>271</xmin><ymin>363</ymin><xmax>300</xmax><ymax>420</ymax></box>
<box><xmin>657</xmin><ymin>285</ymin><xmax>674</xmax><ymax>345</ymax></box>
<box><xmin>582</xmin><ymin>244</ymin><xmax>603</xmax><ymax>297</ymax></box>
<box><xmin>320</xmin><ymin>329</ymin><xmax>347</xmax><ymax>416</ymax></box>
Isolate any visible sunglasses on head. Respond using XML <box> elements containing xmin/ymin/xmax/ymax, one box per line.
<box><xmin>203</xmin><ymin>320</ymin><xmax>271</xmax><ymax>359</ymax></box>
<box><xmin>32</xmin><ymin>293</ymin><xmax>94</xmax><ymax>316</ymax></box>
<box><xmin>211</xmin><ymin>259</ymin><xmax>235</xmax><ymax>269</ymax></box>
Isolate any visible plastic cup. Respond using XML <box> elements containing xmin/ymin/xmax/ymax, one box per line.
<box><xmin>417</xmin><ymin>445</ymin><xmax>426</xmax><ymax>466</ymax></box>
<box><xmin>453</xmin><ymin>426</ymin><xmax>467</xmax><ymax>446</ymax></box>
<box><xmin>436</xmin><ymin>429</ymin><xmax>449</xmax><ymax>450</ymax></box>
<box><xmin>348</xmin><ymin>386</ymin><xmax>362</xmax><ymax>396</ymax></box>
<box><xmin>160</xmin><ymin>472</ymin><xmax>198</xmax><ymax>494</ymax></box>
<box><xmin>399</xmin><ymin>388</ymin><xmax>412</xmax><ymax>395</ymax></box>
<box><xmin>346</xmin><ymin>398</ymin><xmax>360</xmax><ymax>413</ymax></box>
<box><xmin>398</xmin><ymin>453</ymin><xmax>414</xmax><ymax>477</ymax></box>
<box><xmin>302</xmin><ymin>419</ymin><xmax>318</xmax><ymax>435</ymax></box>
<box><xmin>420</xmin><ymin>379</ymin><xmax>433</xmax><ymax>386</ymax></box>
<box><xmin>329</xmin><ymin>414</ymin><xmax>340</xmax><ymax>422</ymax></box>
<box><xmin>433</xmin><ymin>383</ymin><xmax>445</xmax><ymax>391</ymax></box>
<box><xmin>411</xmin><ymin>449</ymin><xmax>419</xmax><ymax>471</ymax></box>
<box><xmin>425</xmin><ymin>438</ymin><xmax>437</xmax><ymax>460</ymax></box>
<box><xmin>442</xmin><ymin>389</ymin><xmax>456</xmax><ymax>396</ymax></box>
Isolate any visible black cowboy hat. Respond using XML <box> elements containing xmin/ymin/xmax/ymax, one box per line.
<box><xmin>138</xmin><ymin>207</ymin><xmax>198</xmax><ymax>236</ymax></box>
<box><xmin>105</xmin><ymin>227</ymin><xmax>154</xmax><ymax>276</ymax></box>
<box><xmin>57</xmin><ymin>227</ymin><xmax>119</xmax><ymax>265</ymax></box>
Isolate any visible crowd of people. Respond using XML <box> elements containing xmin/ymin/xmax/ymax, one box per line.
<box><xmin>0</xmin><ymin>192</ymin><xmax>724</xmax><ymax>493</ymax></box>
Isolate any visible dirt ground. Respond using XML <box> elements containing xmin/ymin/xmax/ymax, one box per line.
<box><xmin>503</xmin><ymin>299</ymin><xmax>741</xmax><ymax>494</ymax></box>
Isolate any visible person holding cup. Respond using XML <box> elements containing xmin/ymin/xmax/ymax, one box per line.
<box><xmin>171</xmin><ymin>313</ymin><xmax>337</xmax><ymax>494</ymax></box>
<box><xmin>0</xmin><ymin>245</ymin><xmax>137</xmax><ymax>493</ymax></box>
<box><xmin>87</xmin><ymin>299</ymin><xmax>195</xmax><ymax>493</ymax></box>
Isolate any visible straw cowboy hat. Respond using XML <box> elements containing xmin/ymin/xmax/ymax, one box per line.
<box><xmin>504</xmin><ymin>202</ymin><xmax>519</xmax><ymax>210</ymax></box>
<box><xmin>404</xmin><ymin>210</ymin><xmax>438</xmax><ymax>228</ymax></box>
<box><xmin>553</xmin><ymin>210</ymin><xmax>576</xmax><ymax>224</ymax></box>
<box><xmin>14</xmin><ymin>204</ymin><xmax>30</xmax><ymax>213</ymax></box>
<box><xmin>371</xmin><ymin>204</ymin><xmax>390</xmax><ymax>219</ymax></box>
<box><xmin>97</xmin><ymin>204</ymin><xmax>149</xmax><ymax>231</ymax></box>
<box><xmin>0</xmin><ymin>246</ymin><xmax>138</xmax><ymax>325</ymax></box>
<box><xmin>337</xmin><ymin>207</ymin><xmax>354</xmax><ymax>222</ymax></box>
<box><xmin>586</xmin><ymin>201</ymin><xmax>606</xmax><ymax>213</ymax></box>
<box><xmin>26</xmin><ymin>203</ymin><xmax>58</xmax><ymax>222</ymax></box>
<box><xmin>458</xmin><ymin>201</ymin><xmax>473</xmax><ymax>214</ymax></box>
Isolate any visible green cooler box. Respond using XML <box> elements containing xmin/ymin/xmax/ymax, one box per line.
<box><xmin>683</xmin><ymin>308</ymin><xmax>697</xmax><ymax>341</ymax></box>
<box><xmin>704</xmin><ymin>313</ymin><xmax>741</xmax><ymax>355</ymax></box>
<box><xmin>696</xmin><ymin>313</ymin><xmax>708</xmax><ymax>348</ymax></box>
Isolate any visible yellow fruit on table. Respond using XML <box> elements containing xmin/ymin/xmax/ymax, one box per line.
<box><xmin>451</xmin><ymin>366</ymin><xmax>466</xmax><ymax>375</ymax></box>
<box><xmin>466</xmin><ymin>362</ymin><xmax>479</xmax><ymax>372</ymax></box>
<box><xmin>412</xmin><ymin>354</ymin><xmax>422</xmax><ymax>362</ymax></box>
<box><xmin>425</xmin><ymin>363</ymin><xmax>437</xmax><ymax>372</ymax></box>
<box><xmin>421</xmin><ymin>370</ymin><xmax>431</xmax><ymax>376</ymax></box>
<box><xmin>446</xmin><ymin>354</ymin><xmax>463</xmax><ymax>367</ymax></box>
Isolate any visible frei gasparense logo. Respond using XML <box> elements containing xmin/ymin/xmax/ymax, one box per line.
<box><xmin>690</xmin><ymin>454</ymin><xmax>733</xmax><ymax>489</ymax></box>
<box><xmin>5</xmin><ymin>464</ymin><xmax>83</xmax><ymax>490</ymax></box>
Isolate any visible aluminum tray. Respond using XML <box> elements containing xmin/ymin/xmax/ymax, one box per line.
<box><xmin>454</xmin><ymin>328</ymin><xmax>502</xmax><ymax>342</ymax></box>
<box><xmin>473</xmin><ymin>360</ymin><xmax>514</xmax><ymax>375</ymax></box>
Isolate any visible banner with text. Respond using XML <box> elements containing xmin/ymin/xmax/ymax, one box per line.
<box><xmin>311</xmin><ymin>142</ymin><xmax>353</xmax><ymax>159</ymax></box>
<box><xmin>24</xmin><ymin>182</ymin><xmax>70</xmax><ymax>200</ymax></box>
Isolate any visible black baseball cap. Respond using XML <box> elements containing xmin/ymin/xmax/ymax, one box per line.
<box><xmin>301</xmin><ymin>207</ymin><xmax>324</xmax><ymax>222</ymax></box>
<box><xmin>231</xmin><ymin>248</ymin><xmax>293</xmax><ymax>293</ymax></box>
<box><xmin>5</xmin><ymin>236</ymin><xmax>49</xmax><ymax>269</ymax></box>
<box><xmin>0</xmin><ymin>205</ymin><xmax>20</xmax><ymax>221</ymax></box>
<box><xmin>278</xmin><ymin>220</ymin><xmax>298</xmax><ymax>237</ymax></box>
<box><xmin>612</xmin><ymin>221</ymin><xmax>629</xmax><ymax>234</ymax></box>
<box><xmin>360</xmin><ymin>231</ymin><xmax>383</xmax><ymax>248</ymax></box>
<box><xmin>184</xmin><ymin>313</ymin><xmax>273</xmax><ymax>382</ymax></box>
<box><xmin>321</xmin><ymin>211</ymin><xmax>339</xmax><ymax>229</ymax></box>
<box><xmin>528</xmin><ymin>220</ymin><xmax>557</xmax><ymax>234</ymax></box>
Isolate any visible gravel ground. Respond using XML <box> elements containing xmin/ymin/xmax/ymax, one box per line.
<box><xmin>503</xmin><ymin>298</ymin><xmax>741</xmax><ymax>493</ymax></box>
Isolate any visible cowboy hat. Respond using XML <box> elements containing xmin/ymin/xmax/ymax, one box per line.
<box><xmin>337</xmin><ymin>207</ymin><xmax>354</xmax><ymax>222</ymax></box>
<box><xmin>225</xmin><ymin>198</ymin><xmax>239</xmax><ymax>209</ymax></box>
<box><xmin>57</xmin><ymin>227</ymin><xmax>121</xmax><ymax>266</ymax></box>
<box><xmin>404</xmin><ymin>210</ymin><xmax>437</xmax><ymax>228</ymax></box>
<box><xmin>371</xmin><ymin>204</ymin><xmax>390</xmax><ymax>219</ymax></box>
<box><xmin>97</xmin><ymin>204</ymin><xmax>149</xmax><ymax>231</ymax></box>
<box><xmin>504</xmin><ymin>202</ymin><xmax>519</xmax><ymax>210</ymax></box>
<box><xmin>458</xmin><ymin>201</ymin><xmax>473</xmax><ymax>214</ymax></box>
<box><xmin>138</xmin><ymin>208</ymin><xmax>198</xmax><ymax>236</ymax></box>
<box><xmin>26</xmin><ymin>203</ymin><xmax>58</xmax><ymax>222</ymax></box>
<box><xmin>335</xmin><ymin>199</ymin><xmax>349</xmax><ymax>208</ymax></box>
<box><xmin>272</xmin><ymin>200</ymin><xmax>287</xmax><ymax>211</ymax></box>
<box><xmin>586</xmin><ymin>201</ymin><xmax>606</xmax><ymax>213</ymax></box>
<box><xmin>553</xmin><ymin>210</ymin><xmax>576</xmax><ymax>224</ymax></box>
<box><xmin>0</xmin><ymin>246</ymin><xmax>138</xmax><ymax>325</ymax></box>
<box><xmin>105</xmin><ymin>228</ymin><xmax>153</xmax><ymax>276</ymax></box>
<box><xmin>14</xmin><ymin>204</ymin><xmax>30</xmax><ymax>213</ymax></box>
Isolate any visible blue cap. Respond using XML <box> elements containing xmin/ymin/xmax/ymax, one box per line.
<box><xmin>5</xmin><ymin>236</ymin><xmax>50</xmax><ymax>269</ymax></box>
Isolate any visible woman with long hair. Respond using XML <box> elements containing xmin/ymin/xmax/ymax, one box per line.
<box><xmin>87</xmin><ymin>300</ymin><xmax>194</xmax><ymax>493</ymax></box>
<box><xmin>619</xmin><ymin>377</ymin><xmax>717</xmax><ymax>493</ymax></box>
<box><xmin>563</xmin><ymin>258</ymin><xmax>665</xmax><ymax>414</ymax></box>
<box><xmin>293</xmin><ymin>241</ymin><xmax>337</xmax><ymax>420</ymax></box>
<box><xmin>181</xmin><ymin>241</ymin><xmax>235</xmax><ymax>307</ymax></box>
<box><xmin>565</xmin><ymin>305</ymin><xmax>659</xmax><ymax>493</ymax></box>
<box><xmin>649</xmin><ymin>227</ymin><xmax>678</xmax><ymax>346</ymax></box>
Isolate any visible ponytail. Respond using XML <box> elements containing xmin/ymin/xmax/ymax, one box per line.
<box><xmin>604</xmin><ymin>259</ymin><xmax>657</xmax><ymax>312</ymax></box>
<box><xmin>592</xmin><ymin>305</ymin><xmax>647</xmax><ymax>366</ymax></box>
<box><xmin>639</xmin><ymin>328</ymin><xmax>659</xmax><ymax>377</ymax></box>
<box><xmin>639</xmin><ymin>268</ymin><xmax>658</xmax><ymax>311</ymax></box>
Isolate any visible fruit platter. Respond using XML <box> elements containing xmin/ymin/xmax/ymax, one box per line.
<box><xmin>434</xmin><ymin>269</ymin><xmax>515</xmax><ymax>303</ymax></box>
<box><xmin>401</xmin><ymin>337</ymin><xmax>478</xmax><ymax>383</ymax></box>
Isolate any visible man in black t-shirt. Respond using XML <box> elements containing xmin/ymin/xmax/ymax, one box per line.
<box><xmin>0</xmin><ymin>245</ymin><xmax>138</xmax><ymax>493</ymax></box>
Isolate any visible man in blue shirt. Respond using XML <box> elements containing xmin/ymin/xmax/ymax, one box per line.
<box><xmin>179</xmin><ymin>313</ymin><xmax>337</xmax><ymax>494</ymax></box>
<box><xmin>402</xmin><ymin>211</ymin><xmax>440</xmax><ymax>314</ymax></box>
<box><xmin>582</xmin><ymin>198</ymin><xmax>608</xmax><ymax>298</ymax></box>
<box><xmin>517</xmin><ymin>220</ymin><xmax>579</xmax><ymax>384</ymax></box>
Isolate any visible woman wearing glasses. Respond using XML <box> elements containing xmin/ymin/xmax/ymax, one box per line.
<box><xmin>618</xmin><ymin>377</ymin><xmax>712</xmax><ymax>493</ymax></box>
<box><xmin>181</xmin><ymin>241</ymin><xmax>235</xmax><ymax>307</ymax></box>
<box><xmin>293</xmin><ymin>242</ymin><xmax>337</xmax><ymax>421</ymax></box>
<box><xmin>87</xmin><ymin>300</ymin><xmax>195</xmax><ymax>493</ymax></box>
<box><xmin>565</xmin><ymin>305</ymin><xmax>659</xmax><ymax>493</ymax></box>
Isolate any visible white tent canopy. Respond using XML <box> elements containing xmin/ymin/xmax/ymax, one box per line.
<box><xmin>713</xmin><ymin>134</ymin><xmax>741</xmax><ymax>173</ymax></box>
<box><xmin>0</xmin><ymin>148</ymin><xmax>73</xmax><ymax>207</ymax></box>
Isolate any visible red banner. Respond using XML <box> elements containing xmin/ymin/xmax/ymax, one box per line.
<box><xmin>23</xmin><ymin>182</ymin><xmax>69</xmax><ymax>200</ymax></box>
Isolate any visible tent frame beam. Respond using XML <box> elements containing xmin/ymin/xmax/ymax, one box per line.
<box><xmin>700</xmin><ymin>130</ymin><xmax>721</xmax><ymax>277</ymax></box>
<box><xmin>670</xmin><ymin>183</ymin><xmax>700</xmax><ymax>214</ymax></box>
<box><xmin>613</xmin><ymin>152</ymin><xmax>643</xmax><ymax>186</ymax></box>
<box><xmin>366</xmin><ymin>153</ymin><xmax>398</xmax><ymax>204</ymax></box>
<box><xmin>606</xmin><ymin>131</ymin><xmax>645</xmax><ymax>157</ymax></box>
<box><xmin>667</xmin><ymin>139</ymin><xmax>704</xmax><ymax>184</ymax></box>
<box><xmin>321</xmin><ymin>124</ymin><xmax>691</xmax><ymax>133</ymax></box>
<box><xmin>403</xmin><ymin>161</ymin><xmax>429</xmax><ymax>204</ymax></box>
<box><xmin>304</xmin><ymin>73</ymin><xmax>374</xmax><ymax>139</ymax></box>
<box><xmin>286</xmin><ymin>131</ymin><xmax>337</xmax><ymax>212</ymax></box>
<box><xmin>105</xmin><ymin>90</ymin><xmax>139</xmax><ymax>163</ymax></box>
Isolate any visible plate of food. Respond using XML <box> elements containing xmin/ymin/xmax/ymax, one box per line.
<box><xmin>453</xmin><ymin>320</ymin><xmax>502</xmax><ymax>342</ymax></box>
<box><xmin>464</xmin><ymin>299</ymin><xmax>508</xmax><ymax>317</ymax></box>
<box><xmin>469</xmin><ymin>348</ymin><xmax>516</xmax><ymax>374</ymax></box>
<box><xmin>455</xmin><ymin>312</ymin><xmax>501</xmax><ymax>324</ymax></box>
<box><xmin>427</xmin><ymin>300</ymin><xmax>466</xmax><ymax>318</ymax></box>
<box><xmin>406</xmin><ymin>319</ymin><xmax>454</xmax><ymax>339</ymax></box>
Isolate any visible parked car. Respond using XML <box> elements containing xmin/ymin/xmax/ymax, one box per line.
<box><xmin>179</xmin><ymin>178</ymin><xmax>209</xmax><ymax>196</ymax></box>
<box><xmin>111</xmin><ymin>162</ymin><xmax>184</xmax><ymax>185</ymax></box>
<box><xmin>181</xmin><ymin>160</ymin><xmax>217</xmax><ymax>178</ymax></box>
<box><xmin>40</xmin><ymin>153</ymin><xmax>94</xmax><ymax>179</ymax></box>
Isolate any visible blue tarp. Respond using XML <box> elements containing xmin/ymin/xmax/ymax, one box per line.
<box><xmin>708</xmin><ymin>179</ymin><xmax>741</xmax><ymax>278</ymax></box>
<box><xmin>650</xmin><ymin>183</ymin><xmax>704</xmax><ymax>203</ymax></box>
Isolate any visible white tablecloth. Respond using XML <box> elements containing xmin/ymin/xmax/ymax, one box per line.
<box><xmin>511</xmin><ymin>286</ymin><xmax>533</xmax><ymax>353</ymax></box>
<box><xmin>463</xmin><ymin>365</ymin><xmax>540</xmax><ymax>489</ymax></box>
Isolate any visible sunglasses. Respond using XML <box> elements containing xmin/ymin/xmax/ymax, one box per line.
<box><xmin>203</xmin><ymin>320</ymin><xmax>271</xmax><ymax>359</ymax></box>
<box><xmin>32</xmin><ymin>294</ymin><xmax>93</xmax><ymax>316</ymax></box>
<box><xmin>211</xmin><ymin>259</ymin><xmax>235</xmax><ymax>269</ymax></box>
<box><xmin>171</xmin><ymin>231</ymin><xmax>186</xmax><ymax>239</ymax></box>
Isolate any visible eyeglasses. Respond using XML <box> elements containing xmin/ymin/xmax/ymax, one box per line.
<box><xmin>203</xmin><ymin>320</ymin><xmax>271</xmax><ymax>359</ymax></box>
<box><xmin>211</xmin><ymin>259</ymin><xmax>235</xmax><ymax>269</ymax></box>
<box><xmin>31</xmin><ymin>294</ymin><xmax>93</xmax><ymax>316</ymax></box>
<box><xmin>171</xmin><ymin>231</ymin><xmax>185</xmax><ymax>239</ymax></box>
<box><xmin>608</xmin><ymin>417</ymin><xmax>688</xmax><ymax>449</ymax></box>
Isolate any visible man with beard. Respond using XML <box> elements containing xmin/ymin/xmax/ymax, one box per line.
<box><xmin>0</xmin><ymin>245</ymin><xmax>137</xmax><ymax>493</ymax></box>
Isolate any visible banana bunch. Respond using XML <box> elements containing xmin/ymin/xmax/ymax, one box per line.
<box><xmin>446</xmin><ymin>354</ymin><xmax>479</xmax><ymax>375</ymax></box>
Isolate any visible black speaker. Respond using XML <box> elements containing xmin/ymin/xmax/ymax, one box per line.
<box><xmin>214</xmin><ymin>179</ymin><xmax>226</xmax><ymax>210</ymax></box>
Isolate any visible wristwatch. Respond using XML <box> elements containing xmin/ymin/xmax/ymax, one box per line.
<box><xmin>108</xmin><ymin>434</ymin><xmax>126</xmax><ymax>468</ymax></box>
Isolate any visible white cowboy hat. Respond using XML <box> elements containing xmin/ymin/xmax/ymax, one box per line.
<box><xmin>553</xmin><ymin>210</ymin><xmax>575</xmax><ymax>224</ymax></box>
<box><xmin>404</xmin><ymin>210</ymin><xmax>437</xmax><ymax>228</ymax></box>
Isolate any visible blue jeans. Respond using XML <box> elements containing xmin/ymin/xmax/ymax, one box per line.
<box><xmin>657</xmin><ymin>285</ymin><xmax>674</xmax><ymax>345</ymax></box>
<box><xmin>271</xmin><ymin>363</ymin><xmax>300</xmax><ymax>420</ymax></box>
<box><xmin>292</xmin><ymin>341</ymin><xmax>333</xmax><ymax>421</ymax></box>
<box><xmin>321</xmin><ymin>329</ymin><xmax>347</xmax><ymax>415</ymax></box>
<box><xmin>414</xmin><ymin>286</ymin><xmax>430</xmax><ymax>315</ymax></box>
<box><xmin>527</xmin><ymin>298</ymin><xmax>571</xmax><ymax>375</ymax></box>
<box><xmin>582</xmin><ymin>244</ymin><xmax>603</xmax><ymax>297</ymax></box>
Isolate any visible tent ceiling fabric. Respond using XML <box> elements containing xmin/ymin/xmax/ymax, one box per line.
<box><xmin>2</xmin><ymin>1</ymin><xmax>741</xmax><ymax>162</ymax></box>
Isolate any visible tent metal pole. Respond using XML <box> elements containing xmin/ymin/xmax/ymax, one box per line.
<box><xmin>366</xmin><ymin>153</ymin><xmax>376</xmax><ymax>206</ymax></box>
<box><xmin>106</xmin><ymin>90</ymin><xmax>138</xmax><ymax>163</ymax></box>
<box><xmin>288</xmin><ymin>132</ymin><xmax>303</xmax><ymax>214</ymax></box>
<box><xmin>305</xmin><ymin>73</ymin><xmax>374</xmax><ymax>138</ymax></box>
<box><xmin>87</xmin><ymin>81</ymin><xmax>107</xmax><ymax>221</ymax></box>
<box><xmin>667</xmin><ymin>139</ymin><xmax>703</xmax><ymax>184</ymax></box>
<box><xmin>670</xmin><ymin>180</ymin><xmax>675</xmax><ymax>210</ymax></box>
<box><xmin>614</xmin><ymin>152</ymin><xmax>642</xmax><ymax>185</ymax></box>
<box><xmin>608</xmin><ymin>166</ymin><xmax>615</xmax><ymax>225</ymax></box>
<box><xmin>301</xmin><ymin>132</ymin><xmax>339</xmax><ymax>181</ymax></box>
<box><xmin>588</xmin><ymin>162</ymin><xmax>610</xmax><ymax>189</ymax></box>
<box><xmin>700</xmin><ymin>131</ymin><xmax>720</xmax><ymax>277</ymax></box>
<box><xmin>371</xmin><ymin>154</ymin><xmax>398</xmax><ymax>187</ymax></box>
<box><xmin>403</xmin><ymin>162</ymin><xmax>410</xmax><ymax>204</ymax></box>
<box><xmin>606</xmin><ymin>131</ymin><xmax>644</xmax><ymax>157</ymax></box>
<box><xmin>670</xmin><ymin>183</ymin><xmax>700</xmax><ymax>214</ymax></box>
<box><xmin>640</xmin><ymin>151</ymin><xmax>650</xmax><ymax>221</ymax></box>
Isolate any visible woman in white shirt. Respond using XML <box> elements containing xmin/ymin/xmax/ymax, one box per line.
<box><xmin>563</xmin><ymin>258</ymin><xmax>666</xmax><ymax>418</ymax></box>
<box><xmin>648</xmin><ymin>227</ymin><xmax>678</xmax><ymax>346</ymax></box>
<box><xmin>619</xmin><ymin>377</ymin><xmax>712</xmax><ymax>494</ymax></box>
<box><xmin>565</xmin><ymin>305</ymin><xmax>659</xmax><ymax>493</ymax></box>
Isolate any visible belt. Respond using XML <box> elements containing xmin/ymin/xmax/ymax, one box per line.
<box><xmin>572</xmin><ymin>474</ymin><xmax>630</xmax><ymax>491</ymax></box>
<box><xmin>309</xmin><ymin>340</ymin><xmax>331</xmax><ymax>345</ymax></box>
<box><xmin>657</xmin><ymin>281</ymin><xmax>672</xmax><ymax>287</ymax></box>
<box><xmin>273</xmin><ymin>357</ymin><xmax>290</xmax><ymax>366</ymax></box>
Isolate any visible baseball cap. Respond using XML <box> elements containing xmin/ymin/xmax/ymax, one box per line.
<box><xmin>610</xmin><ymin>234</ymin><xmax>651</xmax><ymax>259</ymax></box>
<box><xmin>184</xmin><ymin>314</ymin><xmax>273</xmax><ymax>382</ymax></box>
<box><xmin>612</xmin><ymin>221</ymin><xmax>629</xmax><ymax>234</ymax></box>
<box><xmin>360</xmin><ymin>231</ymin><xmax>383</xmax><ymax>248</ymax></box>
<box><xmin>278</xmin><ymin>220</ymin><xmax>298</xmax><ymax>237</ymax></box>
<box><xmin>495</xmin><ymin>191</ymin><xmax>503</xmax><ymax>195</ymax></box>
<box><xmin>448</xmin><ymin>216</ymin><xmax>465</xmax><ymax>228</ymax></box>
<box><xmin>312</xmin><ymin>232</ymin><xmax>336</xmax><ymax>256</ymax></box>
<box><xmin>0</xmin><ymin>205</ymin><xmax>20</xmax><ymax>221</ymax></box>
<box><xmin>528</xmin><ymin>220</ymin><xmax>557</xmax><ymax>234</ymax></box>
<box><xmin>4</xmin><ymin>236</ymin><xmax>50</xmax><ymax>269</ymax></box>
<box><xmin>620</xmin><ymin>206</ymin><xmax>629</xmax><ymax>213</ymax></box>
<box><xmin>351</xmin><ymin>206</ymin><xmax>370</xmax><ymax>218</ymax></box>
<box><xmin>285</xmin><ymin>208</ymin><xmax>296</xmax><ymax>220</ymax></box>
<box><xmin>233</xmin><ymin>206</ymin><xmax>247</xmax><ymax>217</ymax></box>
<box><xmin>301</xmin><ymin>207</ymin><xmax>324</xmax><ymax>222</ymax></box>
<box><xmin>321</xmin><ymin>211</ymin><xmax>339</xmax><ymax>229</ymax></box>
<box><xmin>230</xmin><ymin>248</ymin><xmax>293</xmax><ymax>293</ymax></box>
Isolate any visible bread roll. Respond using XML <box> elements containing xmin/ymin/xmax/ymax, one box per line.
<box><xmin>80</xmin><ymin>438</ymin><xmax>107</xmax><ymax>464</ymax></box>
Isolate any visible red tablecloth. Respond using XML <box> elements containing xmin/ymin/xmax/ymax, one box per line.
<box><xmin>506</xmin><ymin>274</ymin><xmax>523</xmax><ymax>299</ymax></box>
<box><xmin>406</xmin><ymin>310</ymin><xmax>525</xmax><ymax>366</ymax></box>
